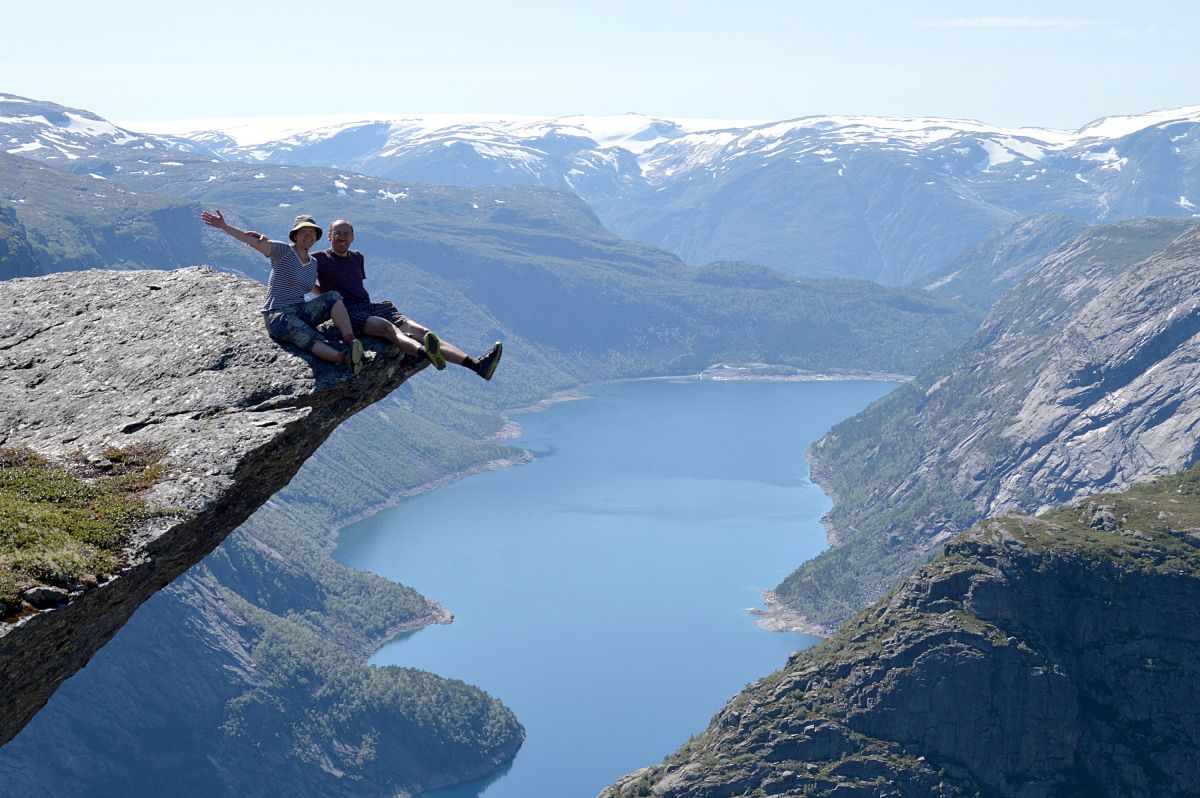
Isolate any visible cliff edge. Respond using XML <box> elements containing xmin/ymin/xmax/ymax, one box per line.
<box><xmin>604</xmin><ymin>466</ymin><xmax>1200</xmax><ymax>797</ymax></box>
<box><xmin>0</xmin><ymin>265</ymin><xmax>425</xmax><ymax>745</ymax></box>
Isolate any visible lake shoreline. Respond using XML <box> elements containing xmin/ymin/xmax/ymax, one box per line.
<box><xmin>749</xmin><ymin>591</ymin><xmax>835</xmax><ymax>638</ymax></box>
<box><xmin>329</xmin><ymin>365</ymin><xmax>903</xmax><ymax>655</ymax></box>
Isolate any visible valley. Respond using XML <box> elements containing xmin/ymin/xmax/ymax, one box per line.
<box><xmin>4</xmin><ymin>90</ymin><xmax>1200</xmax><ymax>797</ymax></box>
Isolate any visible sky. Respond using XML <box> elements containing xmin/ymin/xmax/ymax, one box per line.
<box><xmin>4</xmin><ymin>0</ymin><xmax>1200</xmax><ymax>131</ymax></box>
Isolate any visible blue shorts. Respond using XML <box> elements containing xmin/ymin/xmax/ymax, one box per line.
<box><xmin>263</xmin><ymin>292</ymin><xmax>342</xmax><ymax>352</ymax></box>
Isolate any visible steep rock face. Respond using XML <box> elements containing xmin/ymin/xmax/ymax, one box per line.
<box><xmin>0</xmin><ymin>203</ymin><xmax>42</xmax><ymax>280</ymax></box>
<box><xmin>0</xmin><ymin>265</ymin><xmax>424</xmax><ymax>745</ymax></box>
<box><xmin>777</xmin><ymin>217</ymin><xmax>1200</xmax><ymax>629</ymax></box>
<box><xmin>603</xmin><ymin>469</ymin><xmax>1200</xmax><ymax>797</ymax></box>
<box><xmin>922</xmin><ymin>211</ymin><xmax>1086</xmax><ymax>312</ymax></box>
<box><xmin>0</xmin><ymin>563</ymin><xmax>519</xmax><ymax>798</ymax></box>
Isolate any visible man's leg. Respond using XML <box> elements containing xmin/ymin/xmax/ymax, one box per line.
<box><xmin>363</xmin><ymin>315</ymin><xmax>422</xmax><ymax>357</ymax></box>
<box><xmin>400</xmin><ymin>318</ymin><xmax>502</xmax><ymax>380</ymax></box>
<box><xmin>398</xmin><ymin>318</ymin><xmax>469</xmax><ymax>365</ymax></box>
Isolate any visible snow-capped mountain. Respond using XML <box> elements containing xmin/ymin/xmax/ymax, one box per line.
<box><xmin>8</xmin><ymin>90</ymin><xmax>1200</xmax><ymax>285</ymax></box>
<box><xmin>0</xmin><ymin>93</ymin><xmax>217</xmax><ymax>161</ymax></box>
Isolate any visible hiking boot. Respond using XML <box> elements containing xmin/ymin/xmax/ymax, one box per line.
<box><xmin>474</xmin><ymin>341</ymin><xmax>503</xmax><ymax>381</ymax></box>
<box><xmin>350</xmin><ymin>338</ymin><xmax>364</xmax><ymax>374</ymax></box>
<box><xmin>423</xmin><ymin>331</ymin><xmax>447</xmax><ymax>370</ymax></box>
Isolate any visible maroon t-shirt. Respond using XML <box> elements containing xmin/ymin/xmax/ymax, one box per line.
<box><xmin>313</xmin><ymin>249</ymin><xmax>371</xmax><ymax>303</ymax></box>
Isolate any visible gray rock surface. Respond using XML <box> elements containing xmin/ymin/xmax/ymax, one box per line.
<box><xmin>0</xmin><ymin>265</ymin><xmax>424</xmax><ymax>745</ymax></box>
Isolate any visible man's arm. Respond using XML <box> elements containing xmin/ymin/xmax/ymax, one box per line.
<box><xmin>201</xmin><ymin>209</ymin><xmax>273</xmax><ymax>257</ymax></box>
<box><xmin>312</xmin><ymin>251</ymin><xmax>327</xmax><ymax>295</ymax></box>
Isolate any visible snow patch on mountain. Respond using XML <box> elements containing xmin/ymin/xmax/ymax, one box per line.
<box><xmin>1074</xmin><ymin>105</ymin><xmax>1200</xmax><ymax>141</ymax></box>
<box><xmin>118</xmin><ymin>113</ymin><xmax>535</xmax><ymax>147</ymax></box>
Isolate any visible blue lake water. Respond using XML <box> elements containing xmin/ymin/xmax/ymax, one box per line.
<box><xmin>333</xmin><ymin>378</ymin><xmax>895</xmax><ymax>798</ymax></box>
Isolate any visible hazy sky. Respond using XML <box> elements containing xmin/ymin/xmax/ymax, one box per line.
<box><xmin>5</xmin><ymin>0</ymin><xmax>1198</xmax><ymax>130</ymax></box>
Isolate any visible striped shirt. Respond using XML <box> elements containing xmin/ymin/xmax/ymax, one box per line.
<box><xmin>262</xmin><ymin>241</ymin><xmax>318</xmax><ymax>312</ymax></box>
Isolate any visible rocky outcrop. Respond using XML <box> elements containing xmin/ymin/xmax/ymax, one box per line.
<box><xmin>0</xmin><ymin>265</ymin><xmax>424</xmax><ymax>745</ymax></box>
<box><xmin>603</xmin><ymin>468</ymin><xmax>1200</xmax><ymax>797</ymax></box>
<box><xmin>777</xmin><ymin>217</ymin><xmax>1200</xmax><ymax>630</ymax></box>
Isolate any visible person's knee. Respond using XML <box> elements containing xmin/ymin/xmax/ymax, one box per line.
<box><xmin>363</xmin><ymin>315</ymin><xmax>388</xmax><ymax>334</ymax></box>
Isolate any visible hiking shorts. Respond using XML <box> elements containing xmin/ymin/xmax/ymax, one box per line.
<box><xmin>263</xmin><ymin>292</ymin><xmax>342</xmax><ymax>352</ymax></box>
<box><xmin>345</xmin><ymin>299</ymin><xmax>407</xmax><ymax>335</ymax></box>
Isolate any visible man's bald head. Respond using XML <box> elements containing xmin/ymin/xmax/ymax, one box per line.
<box><xmin>328</xmin><ymin>219</ymin><xmax>354</xmax><ymax>256</ymax></box>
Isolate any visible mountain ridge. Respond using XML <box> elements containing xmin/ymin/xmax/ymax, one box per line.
<box><xmin>774</xmin><ymin>215</ymin><xmax>1200</xmax><ymax>632</ymax></box>
<box><xmin>10</xmin><ymin>92</ymin><xmax>1200</xmax><ymax>284</ymax></box>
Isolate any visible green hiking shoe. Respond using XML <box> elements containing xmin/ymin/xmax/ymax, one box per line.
<box><xmin>423</xmin><ymin>331</ymin><xmax>447</xmax><ymax>370</ymax></box>
<box><xmin>474</xmin><ymin>341</ymin><xmax>503</xmax><ymax>381</ymax></box>
<box><xmin>349</xmin><ymin>338</ymin><xmax>364</xmax><ymax>374</ymax></box>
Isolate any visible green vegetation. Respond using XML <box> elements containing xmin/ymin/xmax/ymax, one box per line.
<box><xmin>203</xmin><ymin>387</ymin><xmax>529</xmax><ymax>654</ymax></box>
<box><xmin>0</xmin><ymin>152</ymin><xmax>262</xmax><ymax>278</ymax></box>
<box><xmin>1021</xmin><ymin>466</ymin><xmax>1200</xmax><ymax>575</ymax></box>
<box><xmin>0</xmin><ymin>444</ymin><xmax>165</xmax><ymax>615</ymax></box>
<box><xmin>176</xmin><ymin>387</ymin><xmax>531</xmax><ymax>785</ymax></box>
<box><xmin>221</xmin><ymin>592</ymin><xmax>522</xmax><ymax>779</ymax></box>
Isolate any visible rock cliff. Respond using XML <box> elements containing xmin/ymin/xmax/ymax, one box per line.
<box><xmin>0</xmin><ymin>204</ymin><xmax>41</xmax><ymax>280</ymax></box>
<box><xmin>0</xmin><ymin>265</ymin><xmax>425</xmax><ymax>745</ymax></box>
<box><xmin>922</xmin><ymin>211</ymin><xmax>1086</xmax><ymax>312</ymax></box>
<box><xmin>603</xmin><ymin>467</ymin><xmax>1200</xmax><ymax>797</ymax></box>
<box><xmin>778</xmin><ymin>217</ymin><xmax>1200</xmax><ymax>630</ymax></box>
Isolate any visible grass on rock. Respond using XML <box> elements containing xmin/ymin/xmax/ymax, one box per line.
<box><xmin>0</xmin><ymin>445</ymin><xmax>166</xmax><ymax>617</ymax></box>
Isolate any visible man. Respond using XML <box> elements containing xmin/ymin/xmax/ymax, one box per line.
<box><xmin>312</xmin><ymin>219</ymin><xmax>502</xmax><ymax>380</ymax></box>
<box><xmin>201</xmin><ymin>210</ymin><xmax>364</xmax><ymax>373</ymax></box>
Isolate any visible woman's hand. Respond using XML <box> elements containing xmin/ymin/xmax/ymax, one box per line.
<box><xmin>201</xmin><ymin>210</ymin><xmax>271</xmax><ymax>256</ymax></box>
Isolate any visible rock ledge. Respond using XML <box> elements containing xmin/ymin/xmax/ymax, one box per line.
<box><xmin>0</xmin><ymin>266</ymin><xmax>424</xmax><ymax>745</ymax></box>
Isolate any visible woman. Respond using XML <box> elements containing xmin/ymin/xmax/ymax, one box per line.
<box><xmin>201</xmin><ymin>210</ymin><xmax>363</xmax><ymax>373</ymax></box>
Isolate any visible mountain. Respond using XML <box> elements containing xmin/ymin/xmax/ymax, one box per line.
<box><xmin>921</xmin><ymin>211</ymin><xmax>1087</xmax><ymax>312</ymax></box>
<box><xmin>93</xmin><ymin>100</ymin><xmax>1200</xmax><ymax>284</ymax></box>
<box><xmin>0</xmin><ymin>92</ymin><xmax>215</xmax><ymax>159</ymax></box>
<box><xmin>602</xmin><ymin>466</ymin><xmax>1200</xmax><ymax>798</ymax></box>
<box><xmin>0</xmin><ymin>365</ymin><xmax>535</xmax><ymax>796</ymax></box>
<box><xmin>0</xmin><ymin>203</ymin><xmax>40</xmax><ymax>278</ymax></box>
<box><xmin>0</xmin><ymin>151</ymin><xmax>261</xmax><ymax>278</ymax></box>
<box><xmin>0</xmin><ymin>112</ymin><xmax>979</xmax><ymax>793</ymax></box>
<box><xmin>774</xmin><ymin>216</ymin><xmax>1200</xmax><ymax>631</ymax></box>
<box><xmin>6</xmin><ymin>140</ymin><xmax>973</xmax><ymax>380</ymax></box>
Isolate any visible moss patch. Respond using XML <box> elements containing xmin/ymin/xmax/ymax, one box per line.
<box><xmin>0</xmin><ymin>445</ymin><xmax>166</xmax><ymax>617</ymax></box>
